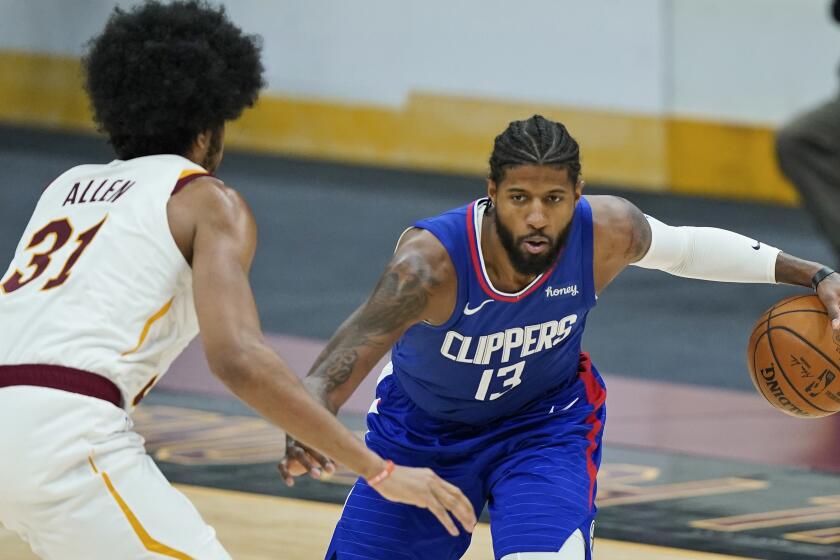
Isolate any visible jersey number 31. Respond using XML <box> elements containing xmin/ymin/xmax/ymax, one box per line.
<box><xmin>1</xmin><ymin>217</ymin><xmax>106</xmax><ymax>294</ymax></box>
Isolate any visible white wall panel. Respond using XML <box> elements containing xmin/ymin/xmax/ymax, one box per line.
<box><xmin>1</xmin><ymin>0</ymin><xmax>836</xmax><ymax>123</ymax></box>
<box><xmin>671</xmin><ymin>0</ymin><xmax>838</xmax><ymax>124</ymax></box>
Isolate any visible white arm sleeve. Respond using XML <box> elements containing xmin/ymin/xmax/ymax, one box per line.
<box><xmin>632</xmin><ymin>215</ymin><xmax>780</xmax><ymax>283</ymax></box>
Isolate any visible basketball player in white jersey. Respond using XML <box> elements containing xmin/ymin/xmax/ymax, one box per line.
<box><xmin>0</xmin><ymin>2</ymin><xmax>475</xmax><ymax>558</ymax></box>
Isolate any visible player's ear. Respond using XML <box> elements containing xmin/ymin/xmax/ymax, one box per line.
<box><xmin>486</xmin><ymin>178</ymin><xmax>497</xmax><ymax>207</ymax></box>
<box><xmin>574</xmin><ymin>178</ymin><xmax>584</xmax><ymax>201</ymax></box>
<box><xmin>187</xmin><ymin>129</ymin><xmax>214</xmax><ymax>167</ymax></box>
<box><xmin>194</xmin><ymin>129</ymin><xmax>213</xmax><ymax>152</ymax></box>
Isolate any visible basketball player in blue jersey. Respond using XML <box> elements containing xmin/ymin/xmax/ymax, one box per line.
<box><xmin>279</xmin><ymin>115</ymin><xmax>840</xmax><ymax>559</ymax></box>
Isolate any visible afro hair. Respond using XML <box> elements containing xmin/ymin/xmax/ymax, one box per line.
<box><xmin>82</xmin><ymin>0</ymin><xmax>265</xmax><ymax>159</ymax></box>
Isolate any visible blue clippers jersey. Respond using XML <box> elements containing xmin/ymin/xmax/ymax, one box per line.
<box><xmin>390</xmin><ymin>197</ymin><xmax>597</xmax><ymax>425</ymax></box>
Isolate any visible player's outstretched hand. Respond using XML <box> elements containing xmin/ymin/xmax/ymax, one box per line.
<box><xmin>373</xmin><ymin>466</ymin><xmax>477</xmax><ymax>536</ymax></box>
<box><xmin>277</xmin><ymin>435</ymin><xmax>336</xmax><ymax>486</ymax></box>
<box><xmin>816</xmin><ymin>272</ymin><xmax>840</xmax><ymax>331</ymax></box>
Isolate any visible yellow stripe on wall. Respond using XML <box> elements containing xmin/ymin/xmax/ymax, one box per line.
<box><xmin>667</xmin><ymin>118</ymin><xmax>797</xmax><ymax>204</ymax></box>
<box><xmin>0</xmin><ymin>50</ymin><xmax>798</xmax><ymax>205</ymax></box>
<box><xmin>0</xmin><ymin>51</ymin><xmax>95</xmax><ymax>133</ymax></box>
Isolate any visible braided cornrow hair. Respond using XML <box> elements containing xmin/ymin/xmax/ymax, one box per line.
<box><xmin>489</xmin><ymin>115</ymin><xmax>581</xmax><ymax>185</ymax></box>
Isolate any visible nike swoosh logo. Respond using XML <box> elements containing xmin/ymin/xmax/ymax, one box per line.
<box><xmin>463</xmin><ymin>299</ymin><xmax>493</xmax><ymax>316</ymax></box>
<box><xmin>549</xmin><ymin>397</ymin><xmax>580</xmax><ymax>415</ymax></box>
<box><xmin>561</xmin><ymin>397</ymin><xmax>580</xmax><ymax>411</ymax></box>
<box><xmin>752</xmin><ymin>242</ymin><xmax>761</xmax><ymax>250</ymax></box>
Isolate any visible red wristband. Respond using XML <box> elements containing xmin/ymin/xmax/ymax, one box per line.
<box><xmin>366</xmin><ymin>460</ymin><xmax>395</xmax><ymax>487</ymax></box>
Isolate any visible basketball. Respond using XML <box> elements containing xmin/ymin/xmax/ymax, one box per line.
<box><xmin>747</xmin><ymin>294</ymin><xmax>840</xmax><ymax>418</ymax></box>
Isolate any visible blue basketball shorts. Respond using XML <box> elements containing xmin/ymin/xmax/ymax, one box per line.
<box><xmin>325</xmin><ymin>353</ymin><xmax>607</xmax><ymax>560</ymax></box>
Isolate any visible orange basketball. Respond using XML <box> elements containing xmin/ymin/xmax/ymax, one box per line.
<box><xmin>747</xmin><ymin>294</ymin><xmax>840</xmax><ymax>418</ymax></box>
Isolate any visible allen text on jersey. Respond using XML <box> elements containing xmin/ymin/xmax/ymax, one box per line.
<box><xmin>63</xmin><ymin>179</ymin><xmax>136</xmax><ymax>206</ymax></box>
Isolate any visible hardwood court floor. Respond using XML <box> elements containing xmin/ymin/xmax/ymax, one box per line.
<box><xmin>0</xmin><ymin>484</ymin><xmax>759</xmax><ymax>560</ymax></box>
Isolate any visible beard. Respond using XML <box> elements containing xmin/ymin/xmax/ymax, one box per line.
<box><xmin>493</xmin><ymin>209</ymin><xmax>572</xmax><ymax>276</ymax></box>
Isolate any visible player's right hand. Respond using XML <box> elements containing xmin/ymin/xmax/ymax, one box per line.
<box><xmin>277</xmin><ymin>435</ymin><xmax>336</xmax><ymax>486</ymax></box>
<box><xmin>372</xmin><ymin>466</ymin><xmax>477</xmax><ymax>537</ymax></box>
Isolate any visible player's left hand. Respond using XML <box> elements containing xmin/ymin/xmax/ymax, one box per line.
<box><xmin>278</xmin><ymin>434</ymin><xmax>337</xmax><ymax>486</ymax></box>
<box><xmin>816</xmin><ymin>271</ymin><xmax>840</xmax><ymax>331</ymax></box>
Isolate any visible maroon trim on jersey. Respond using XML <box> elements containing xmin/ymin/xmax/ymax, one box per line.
<box><xmin>465</xmin><ymin>200</ymin><xmax>559</xmax><ymax>302</ymax></box>
<box><xmin>171</xmin><ymin>172</ymin><xmax>212</xmax><ymax>196</ymax></box>
<box><xmin>0</xmin><ymin>364</ymin><xmax>123</xmax><ymax>408</ymax></box>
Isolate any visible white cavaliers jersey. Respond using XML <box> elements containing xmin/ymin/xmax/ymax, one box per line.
<box><xmin>0</xmin><ymin>155</ymin><xmax>208</xmax><ymax>411</ymax></box>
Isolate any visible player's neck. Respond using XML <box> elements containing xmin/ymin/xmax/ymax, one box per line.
<box><xmin>183</xmin><ymin>146</ymin><xmax>210</xmax><ymax>171</ymax></box>
<box><xmin>480</xmin><ymin>210</ymin><xmax>540</xmax><ymax>292</ymax></box>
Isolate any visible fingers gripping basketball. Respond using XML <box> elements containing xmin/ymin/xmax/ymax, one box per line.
<box><xmin>747</xmin><ymin>295</ymin><xmax>840</xmax><ymax>418</ymax></box>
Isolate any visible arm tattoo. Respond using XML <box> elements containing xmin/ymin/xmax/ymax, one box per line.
<box><xmin>351</xmin><ymin>255</ymin><xmax>435</xmax><ymax>341</ymax></box>
<box><xmin>320</xmin><ymin>348</ymin><xmax>358</xmax><ymax>394</ymax></box>
<box><xmin>627</xmin><ymin>205</ymin><xmax>652</xmax><ymax>261</ymax></box>
<box><xmin>306</xmin><ymin>252</ymin><xmax>439</xmax><ymax>401</ymax></box>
